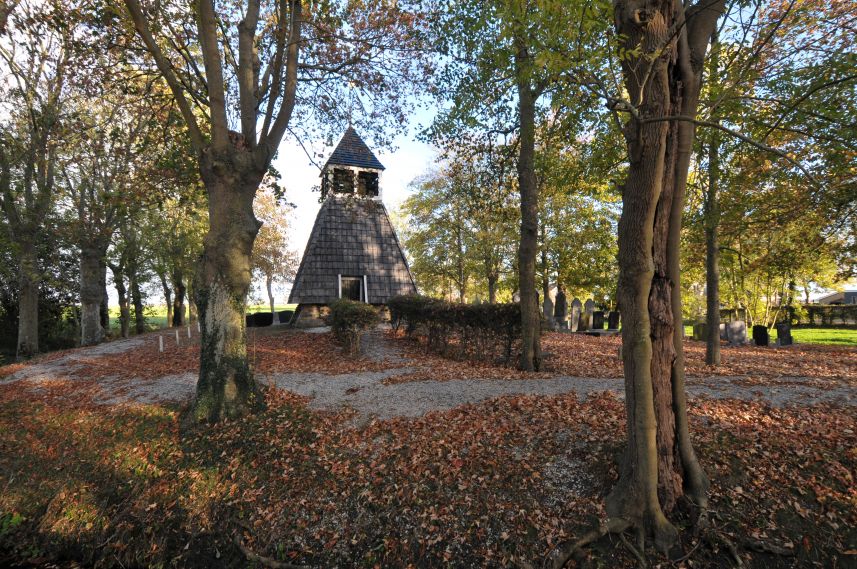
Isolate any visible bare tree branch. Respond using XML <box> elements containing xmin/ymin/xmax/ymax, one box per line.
<box><xmin>238</xmin><ymin>0</ymin><xmax>261</xmax><ymax>142</ymax></box>
<box><xmin>259</xmin><ymin>0</ymin><xmax>301</xmax><ymax>160</ymax></box>
<box><xmin>643</xmin><ymin>115</ymin><xmax>820</xmax><ymax>186</ymax></box>
<box><xmin>195</xmin><ymin>0</ymin><xmax>229</xmax><ymax>151</ymax></box>
<box><xmin>123</xmin><ymin>0</ymin><xmax>204</xmax><ymax>151</ymax></box>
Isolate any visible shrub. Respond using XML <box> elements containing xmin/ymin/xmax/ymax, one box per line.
<box><xmin>388</xmin><ymin>294</ymin><xmax>522</xmax><ymax>364</ymax></box>
<box><xmin>327</xmin><ymin>299</ymin><xmax>379</xmax><ymax>355</ymax></box>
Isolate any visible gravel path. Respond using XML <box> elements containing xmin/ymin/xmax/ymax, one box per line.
<box><xmin>265</xmin><ymin>371</ymin><xmax>855</xmax><ymax>424</ymax></box>
<box><xmin>264</xmin><ymin>371</ymin><xmax>618</xmax><ymax>421</ymax></box>
<box><xmin>2</xmin><ymin>331</ymin><xmax>853</xmax><ymax>419</ymax></box>
<box><xmin>3</xmin><ymin>336</ymin><xmax>146</xmax><ymax>384</ymax></box>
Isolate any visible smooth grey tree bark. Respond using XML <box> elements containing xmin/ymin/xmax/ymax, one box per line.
<box><xmin>80</xmin><ymin>244</ymin><xmax>108</xmax><ymax>346</ymax></box>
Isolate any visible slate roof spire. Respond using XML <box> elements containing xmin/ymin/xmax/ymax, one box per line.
<box><xmin>323</xmin><ymin>126</ymin><xmax>386</xmax><ymax>172</ymax></box>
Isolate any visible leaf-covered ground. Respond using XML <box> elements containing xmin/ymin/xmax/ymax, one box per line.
<box><xmin>385</xmin><ymin>331</ymin><xmax>857</xmax><ymax>386</ymax></box>
<box><xmin>0</xmin><ymin>328</ymin><xmax>855</xmax><ymax>568</ymax></box>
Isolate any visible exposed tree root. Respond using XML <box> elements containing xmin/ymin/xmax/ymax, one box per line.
<box><xmin>619</xmin><ymin>532</ymin><xmax>647</xmax><ymax>568</ymax></box>
<box><xmin>741</xmin><ymin>537</ymin><xmax>795</xmax><ymax>557</ymax></box>
<box><xmin>544</xmin><ymin>514</ymin><xmax>773</xmax><ymax>569</ymax></box>
<box><xmin>233</xmin><ymin>534</ymin><xmax>309</xmax><ymax>569</ymax></box>
<box><xmin>702</xmin><ymin>530</ymin><xmax>744</xmax><ymax>567</ymax></box>
<box><xmin>546</xmin><ymin>517</ymin><xmax>632</xmax><ymax>569</ymax></box>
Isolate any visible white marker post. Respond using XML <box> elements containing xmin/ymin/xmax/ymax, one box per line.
<box><xmin>187</xmin><ymin>325</ymin><xmax>191</xmax><ymax>338</ymax></box>
<box><xmin>175</xmin><ymin>329</ymin><xmax>180</xmax><ymax>345</ymax></box>
<box><xmin>197</xmin><ymin>321</ymin><xmax>201</xmax><ymax>333</ymax></box>
<box><xmin>159</xmin><ymin>335</ymin><xmax>163</xmax><ymax>352</ymax></box>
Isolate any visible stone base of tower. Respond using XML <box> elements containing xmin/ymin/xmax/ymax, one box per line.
<box><xmin>291</xmin><ymin>305</ymin><xmax>331</xmax><ymax>328</ymax></box>
<box><xmin>291</xmin><ymin>303</ymin><xmax>393</xmax><ymax>328</ymax></box>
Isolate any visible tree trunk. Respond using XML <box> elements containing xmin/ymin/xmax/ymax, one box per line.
<box><xmin>100</xmin><ymin>260</ymin><xmax>110</xmax><ymax>333</ymax></box>
<box><xmin>130</xmin><ymin>271</ymin><xmax>146</xmax><ymax>334</ymax></box>
<box><xmin>80</xmin><ymin>246</ymin><xmax>106</xmax><ymax>346</ymax></box>
<box><xmin>16</xmin><ymin>242</ymin><xmax>39</xmax><ymax>359</ymax></box>
<box><xmin>609</xmin><ymin>0</ymin><xmax>721</xmax><ymax>551</ymax></box>
<box><xmin>192</xmin><ymin>158</ymin><xmax>264</xmax><ymax>422</ymax></box>
<box><xmin>515</xmin><ymin>55</ymin><xmax>541</xmax><ymax>372</ymax></box>
<box><xmin>187</xmin><ymin>284</ymin><xmax>198</xmax><ymax>324</ymax></box>
<box><xmin>172</xmin><ymin>270</ymin><xmax>186</xmax><ymax>327</ymax></box>
<box><xmin>540</xmin><ymin>224</ymin><xmax>551</xmax><ymax>318</ymax></box>
<box><xmin>704</xmin><ymin>32</ymin><xmax>721</xmax><ymax>365</ymax></box>
<box><xmin>110</xmin><ymin>264</ymin><xmax>130</xmax><ymax>338</ymax></box>
<box><xmin>455</xmin><ymin>220</ymin><xmax>466</xmax><ymax>302</ymax></box>
<box><xmin>266</xmin><ymin>274</ymin><xmax>275</xmax><ymax>314</ymax></box>
<box><xmin>487</xmin><ymin>272</ymin><xmax>498</xmax><ymax>304</ymax></box>
<box><xmin>704</xmin><ymin>131</ymin><xmax>721</xmax><ymax>365</ymax></box>
<box><xmin>159</xmin><ymin>273</ymin><xmax>172</xmax><ymax>328</ymax></box>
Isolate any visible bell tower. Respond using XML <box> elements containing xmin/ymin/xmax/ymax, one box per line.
<box><xmin>288</xmin><ymin>127</ymin><xmax>417</xmax><ymax>326</ymax></box>
<box><xmin>319</xmin><ymin>126</ymin><xmax>385</xmax><ymax>200</ymax></box>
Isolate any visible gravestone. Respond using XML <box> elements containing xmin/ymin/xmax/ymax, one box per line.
<box><xmin>726</xmin><ymin>320</ymin><xmax>747</xmax><ymax>345</ymax></box>
<box><xmin>582</xmin><ymin>299</ymin><xmax>595</xmax><ymax>331</ymax></box>
<box><xmin>607</xmin><ymin>311</ymin><xmax>620</xmax><ymax>330</ymax></box>
<box><xmin>719</xmin><ymin>322</ymin><xmax>727</xmax><ymax>340</ymax></box>
<box><xmin>692</xmin><ymin>322</ymin><xmax>707</xmax><ymax>341</ymax></box>
<box><xmin>776</xmin><ymin>321</ymin><xmax>793</xmax><ymax>346</ymax></box>
<box><xmin>570</xmin><ymin>298</ymin><xmax>582</xmax><ymax>332</ymax></box>
<box><xmin>752</xmin><ymin>325</ymin><xmax>769</xmax><ymax>346</ymax></box>
<box><xmin>591</xmin><ymin>310</ymin><xmax>605</xmax><ymax>330</ymax></box>
<box><xmin>554</xmin><ymin>289</ymin><xmax>568</xmax><ymax>329</ymax></box>
<box><xmin>543</xmin><ymin>296</ymin><xmax>555</xmax><ymax>330</ymax></box>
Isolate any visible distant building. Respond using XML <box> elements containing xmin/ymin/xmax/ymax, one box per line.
<box><xmin>288</xmin><ymin>127</ymin><xmax>417</xmax><ymax>326</ymax></box>
<box><xmin>815</xmin><ymin>289</ymin><xmax>857</xmax><ymax>305</ymax></box>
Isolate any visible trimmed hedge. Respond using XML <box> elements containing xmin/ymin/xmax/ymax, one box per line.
<box><xmin>245</xmin><ymin>312</ymin><xmax>274</xmax><ymax>327</ymax></box>
<box><xmin>388</xmin><ymin>294</ymin><xmax>521</xmax><ymax>364</ymax></box>
<box><xmin>328</xmin><ymin>299</ymin><xmax>379</xmax><ymax>355</ymax></box>
<box><xmin>253</xmin><ymin>312</ymin><xmax>274</xmax><ymax>327</ymax></box>
<box><xmin>792</xmin><ymin>304</ymin><xmax>857</xmax><ymax>326</ymax></box>
<box><xmin>277</xmin><ymin>310</ymin><xmax>294</xmax><ymax>324</ymax></box>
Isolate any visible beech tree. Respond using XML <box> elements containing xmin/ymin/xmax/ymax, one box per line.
<box><xmin>0</xmin><ymin>1</ymin><xmax>70</xmax><ymax>358</ymax></box>
<box><xmin>121</xmin><ymin>0</ymin><xmax>427</xmax><ymax>420</ymax></box>
<box><xmin>607</xmin><ymin>0</ymin><xmax>723</xmax><ymax>552</ymax></box>
<box><xmin>62</xmin><ymin>87</ymin><xmax>162</xmax><ymax>346</ymax></box>
<box><xmin>549</xmin><ymin>1</ymin><xmax>726</xmax><ymax>562</ymax></box>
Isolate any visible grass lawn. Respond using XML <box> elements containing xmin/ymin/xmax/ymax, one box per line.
<box><xmin>682</xmin><ymin>325</ymin><xmax>857</xmax><ymax>346</ymax></box>
<box><xmin>108</xmin><ymin>303</ymin><xmax>297</xmax><ymax>332</ymax></box>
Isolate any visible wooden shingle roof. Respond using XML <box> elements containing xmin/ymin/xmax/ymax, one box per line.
<box><xmin>323</xmin><ymin>127</ymin><xmax>386</xmax><ymax>171</ymax></box>
<box><xmin>288</xmin><ymin>195</ymin><xmax>416</xmax><ymax>305</ymax></box>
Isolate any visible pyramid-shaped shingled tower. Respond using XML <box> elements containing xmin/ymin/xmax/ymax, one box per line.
<box><xmin>288</xmin><ymin>128</ymin><xmax>416</xmax><ymax>325</ymax></box>
<box><xmin>323</xmin><ymin>126</ymin><xmax>386</xmax><ymax>171</ymax></box>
